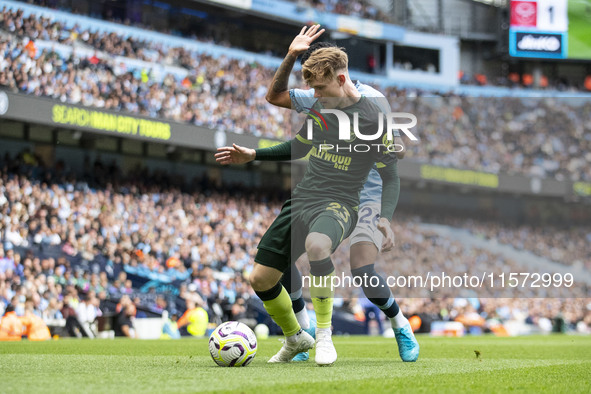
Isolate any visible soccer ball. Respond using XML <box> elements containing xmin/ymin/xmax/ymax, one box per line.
<box><xmin>208</xmin><ymin>321</ymin><xmax>257</xmax><ymax>367</ymax></box>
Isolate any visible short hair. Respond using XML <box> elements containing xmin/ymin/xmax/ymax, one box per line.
<box><xmin>302</xmin><ymin>47</ymin><xmax>348</xmax><ymax>85</ymax></box>
<box><xmin>300</xmin><ymin>41</ymin><xmax>339</xmax><ymax>66</ymax></box>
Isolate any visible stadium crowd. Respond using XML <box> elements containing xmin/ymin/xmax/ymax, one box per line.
<box><xmin>1</xmin><ymin>152</ymin><xmax>590</xmax><ymax>339</ymax></box>
<box><xmin>466</xmin><ymin>221</ymin><xmax>591</xmax><ymax>271</ymax></box>
<box><xmin>292</xmin><ymin>0</ymin><xmax>392</xmax><ymax>23</ymax></box>
<box><xmin>27</xmin><ymin>0</ymin><xmax>394</xmax><ymax>26</ymax></box>
<box><xmin>14</xmin><ymin>1</ymin><xmax>590</xmax><ymax>90</ymax></box>
<box><xmin>0</xmin><ymin>6</ymin><xmax>215</xmax><ymax>65</ymax></box>
<box><xmin>0</xmin><ymin>152</ymin><xmax>272</xmax><ymax>337</ymax></box>
<box><xmin>302</xmin><ymin>217</ymin><xmax>589</xmax><ymax>300</ymax></box>
<box><xmin>1</xmin><ymin>7</ymin><xmax>590</xmax><ymax>182</ymax></box>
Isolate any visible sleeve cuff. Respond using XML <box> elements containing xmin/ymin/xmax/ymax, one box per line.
<box><xmin>289</xmin><ymin>89</ymin><xmax>305</xmax><ymax>113</ymax></box>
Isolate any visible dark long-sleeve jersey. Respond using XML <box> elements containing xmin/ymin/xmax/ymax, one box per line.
<box><xmin>255</xmin><ymin>97</ymin><xmax>398</xmax><ymax>220</ymax></box>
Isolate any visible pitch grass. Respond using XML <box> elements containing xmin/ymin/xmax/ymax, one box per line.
<box><xmin>1</xmin><ymin>335</ymin><xmax>590</xmax><ymax>393</ymax></box>
<box><xmin>568</xmin><ymin>0</ymin><xmax>591</xmax><ymax>59</ymax></box>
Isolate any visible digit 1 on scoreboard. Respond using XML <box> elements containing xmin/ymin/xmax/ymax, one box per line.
<box><xmin>537</xmin><ymin>0</ymin><xmax>568</xmax><ymax>32</ymax></box>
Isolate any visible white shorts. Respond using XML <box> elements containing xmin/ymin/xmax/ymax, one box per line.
<box><xmin>349</xmin><ymin>203</ymin><xmax>383</xmax><ymax>251</ymax></box>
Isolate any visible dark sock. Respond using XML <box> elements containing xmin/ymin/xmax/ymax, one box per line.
<box><xmin>292</xmin><ymin>296</ymin><xmax>306</xmax><ymax>314</ymax></box>
<box><xmin>351</xmin><ymin>264</ymin><xmax>400</xmax><ymax>318</ymax></box>
<box><xmin>309</xmin><ymin>256</ymin><xmax>334</xmax><ymax>276</ymax></box>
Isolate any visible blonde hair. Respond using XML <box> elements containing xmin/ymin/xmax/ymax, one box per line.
<box><xmin>302</xmin><ymin>47</ymin><xmax>348</xmax><ymax>84</ymax></box>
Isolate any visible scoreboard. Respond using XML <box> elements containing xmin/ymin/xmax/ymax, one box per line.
<box><xmin>509</xmin><ymin>0</ymin><xmax>591</xmax><ymax>59</ymax></box>
<box><xmin>509</xmin><ymin>0</ymin><xmax>568</xmax><ymax>58</ymax></box>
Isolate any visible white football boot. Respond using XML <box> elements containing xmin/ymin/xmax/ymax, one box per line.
<box><xmin>268</xmin><ymin>329</ymin><xmax>315</xmax><ymax>363</ymax></box>
<box><xmin>314</xmin><ymin>328</ymin><xmax>337</xmax><ymax>366</ymax></box>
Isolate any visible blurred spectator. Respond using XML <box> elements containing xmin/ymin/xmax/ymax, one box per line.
<box><xmin>293</xmin><ymin>0</ymin><xmax>390</xmax><ymax>23</ymax></box>
<box><xmin>177</xmin><ymin>298</ymin><xmax>208</xmax><ymax>337</ymax></box>
<box><xmin>21</xmin><ymin>300</ymin><xmax>51</xmax><ymax>341</ymax></box>
<box><xmin>161</xmin><ymin>312</ymin><xmax>181</xmax><ymax>339</ymax></box>
<box><xmin>0</xmin><ymin>304</ymin><xmax>24</xmax><ymax>341</ymax></box>
<box><xmin>114</xmin><ymin>304</ymin><xmax>136</xmax><ymax>338</ymax></box>
<box><xmin>43</xmin><ymin>297</ymin><xmax>63</xmax><ymax>322</ymax></box>
<box><xmin>76</xmin><ymin>294</ymin><xmax>102</xmax><ymax>338</ymax></box>
<box><xmin>359</xmin><ymin>296</ymin><xmax>383</xmax><ymax>335</ymax></box>
<box><xmin>61</xmin><ymin>292</ymin><xmax>85</xmax><ymax>338</ymax></box>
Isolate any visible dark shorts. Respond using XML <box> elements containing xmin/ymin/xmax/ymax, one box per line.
<box><xmin>255</xmin><ymin>198</ymin><xmax>358</xmax><ymax>273</ymax></box>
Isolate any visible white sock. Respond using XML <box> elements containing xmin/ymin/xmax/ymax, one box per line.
<box><xmin>390</xmin><ymin>310</ymin><xmax>409</xmax><ymax>329</ymax></box>
<box><xmin>316</xmin><ymin>327</ymin><xmax>331</xmax><ymax>337</ymax></box>
<box><xmin>286</xmin><ymin>329</ymin><xmax>302</xmax><ymax>343</ymax></box>
<box><xmin>295</xmin><ymin>308</ymin><xmax>310</xmax><ymax>330</ymax></box>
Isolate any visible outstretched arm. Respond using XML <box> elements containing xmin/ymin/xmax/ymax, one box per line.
<box><xmin>215</xmin><ymin>139</ymin><xmax>311</xmax><ymax>165</ymax></box>
<box><xmin>265</xmin><ymin>24</ymin><xmax>325</xmax><ymax>109</ymax></box>
<box><xmin>215</xmin><ymin>143</ymin><xmax>256</xmax><ymax>165</ymax></box>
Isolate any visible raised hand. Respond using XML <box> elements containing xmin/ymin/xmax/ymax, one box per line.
<box><xmin>215</xmin><ymin>143</ymin><xmax>256</xmax><ymax>165</ymax></box>
<box><xmin>288</xmin><ymin>24</ymin><xmax>325</xmax><ymax>56</ymax></box>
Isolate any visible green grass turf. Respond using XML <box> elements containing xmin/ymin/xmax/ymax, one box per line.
<box><xmin>1</xmin><ymin>335</ymin><xmax>590</xmax><ymax>393</ymax></box>
<box><xmin>568</xmin><ymin>0</ymin><xmax>591</xmax><ymax>59</ymax></box>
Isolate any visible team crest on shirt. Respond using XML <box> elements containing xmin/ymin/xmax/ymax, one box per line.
<box><xmin>304</xmin><ymin>107</ymin><xmax>328</xmax><ymax>132</ymax></box>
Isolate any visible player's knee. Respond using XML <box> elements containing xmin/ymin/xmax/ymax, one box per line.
<box><xmin>305</xmin><ymin>232</ymin><xmax>332</xmax><ymax>260</ymax></box>
<box><xmin>350</xmin><ymin>242</ymin><xmax>379</xmax><ymax>270</ymax></box>
<box><xmin>249</xmin><ymin>271</ymin><xmax>275</xmax><ymax>291</ymax></box>
<box><xmin>249</xmin><ymin>265</ymin><xmax>280</xmax><ymax>291</ymax></box>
